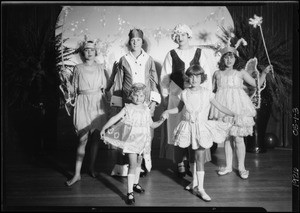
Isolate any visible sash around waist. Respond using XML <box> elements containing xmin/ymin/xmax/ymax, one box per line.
<box><xmin>78</xmin><ymin>87</ymin><xmax>103</xmax><ymax>95</ymax></box>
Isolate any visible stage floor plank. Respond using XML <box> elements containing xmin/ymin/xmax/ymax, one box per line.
<box><xmin>3</xmin><ymin>147</ymin><xmax>292</xmax><ymax>212</ymax></box>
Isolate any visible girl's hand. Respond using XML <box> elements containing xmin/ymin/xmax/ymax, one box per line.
<box><xmin>263</xmin><ymin>65</ymin><xmax>273</xmax><ymax>74</ymax></box>
<box><xmin>161</xmin><ymin>111</ymin><xmax>169</xmax><ymax>120</ymax></box>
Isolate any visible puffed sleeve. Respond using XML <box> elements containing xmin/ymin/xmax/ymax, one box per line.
<box><xmin>160</xmin><ymin>51</ymin><xmax>173</xmax><ymax>98</ymax></box>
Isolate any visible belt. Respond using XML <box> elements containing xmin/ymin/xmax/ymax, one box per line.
<box><xmin>78</xmin><ymin>88</ymin><xmax>103</xmax><ymax>95</ymax></box>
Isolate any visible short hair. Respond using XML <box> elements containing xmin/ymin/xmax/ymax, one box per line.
<box><xmin>185</xmin><ymin>64</ymin><xmax>207</xmax><ymax>84</ymax></box>
<box><xmin>129</xmin><ymin>83</ymin><xmax>147</xmax><ymax>100</ymax></box>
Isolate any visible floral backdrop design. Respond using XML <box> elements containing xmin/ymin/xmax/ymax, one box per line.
<box><xmin>56</xmin><ymin>6</ymin><xmax>234</xmax><ymax>74</ymax></box>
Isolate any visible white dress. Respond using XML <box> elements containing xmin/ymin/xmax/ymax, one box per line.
<box><xmin>103</xmin><ymin>103</ymin><xmax>152</xmax><ymax>155</ymax></box>
<box><xmin>209</xmin><ymin>70</ymin><xmax>256</xmax><ymax>136</ymax></box>
<box><xmin>173</xmin><ymin>88</ymin><xmax>232</xmax><ymax>149</ymax></box>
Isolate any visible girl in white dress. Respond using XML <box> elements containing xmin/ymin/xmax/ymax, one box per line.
<box><xmin>160</xmin><ymin>23</ymin><xmax>212</xmax><ymax>178</ymax></box>
<box><xmin>209</xmin><ymin>46</ymin><xmax>272</xmax><ymax>179</ymax></box>
<box><xmin>162</xmin><ymin>64</ymin><xmax>238</xmax><ymax>202</ymax></box>
<box><xmin>100</xmin><ymin>83</ymin><xmax>164</xmax><ymax>205</ymax></box>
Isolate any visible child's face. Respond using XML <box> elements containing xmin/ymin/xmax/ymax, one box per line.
<box><xmin>224</xmin><ymin>52</ymin><xmax>236</xmax><ymax>67</ymax></box>
<box><xmin>188</xmin><ymin>74</ymin><xmax>201</xmax><ymax>87</ymax></box>
<box><xmin>130</xmin><ymin>37</ymin><xmax>143</xmax><ymax>52</ymax></box>
<box><xmin>174</xmin><ymin>33</ymin><xmax>189</xmax><ymax>46</ymax></box>
<box><xmin>131</xmin><ymin>90</ymin><xmax>145</xmax><ymax>105</ymax></box>
<box><xmin>83</xmin><ymin>48</ymin><xmax>96</xmax><ymax>60</ymax></box>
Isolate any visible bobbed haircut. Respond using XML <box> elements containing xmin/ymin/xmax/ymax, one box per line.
<box><xmin>185</xmin><ymin>64</ymin><xmax>207</xmax><ymax>84</ymax></box>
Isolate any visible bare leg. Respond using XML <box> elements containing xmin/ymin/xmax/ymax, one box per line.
<box><xmin>218</xmin><ymin>136</ymin><xmax>234</xmax><ymax>176</ymax></box>
<box><xmin>66</xmin><ymin>133</ymin><xmax>88</xmax><ymax>186</ymax></box>
<box><xmin>224</xmin><ymin>136</ymin><xmax>234</xmax><ymax>170</ymax></box>
<box><xmin>235</xmin><ymin>136</ymin><xmax>249</xmax><ymax>179</ymax></box>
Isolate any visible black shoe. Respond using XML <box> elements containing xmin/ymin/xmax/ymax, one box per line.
<box><xmin>126</xmin><ymin>192</ymin><xmax>135</xmax><ymax>205</ymax></box>
<box><xmin>89</xmin><ymin>170</ymin><xmax>97</xmax><ymax>178</ymax></box>
<box><xmin>186</xmin><ymin>170</ymin><xmax>192</xmax><ymax>177</ymax></box>
<box><xmin>140</xmin><ymin>170</ymin><xmax>148</xmax><ymax>177</ymax></box>
<box><xmin>133</xmin><ymin>183</ymin><xmax>145</xmax><ymax>193</ymax></box>
<box><xmin>178</xmin><ymin>171</ymin><xmax>186</xmax><ymax>178</ymax></box>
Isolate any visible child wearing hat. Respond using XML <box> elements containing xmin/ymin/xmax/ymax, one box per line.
<box><xmin>65</xmin><ymin>39</ymin><xmax>109</xmax><ymax>186</ymax></box>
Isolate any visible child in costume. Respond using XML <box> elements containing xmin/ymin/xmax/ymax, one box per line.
<box><xmin>65</xmin><ymin>39</ymin><xmax>109</xmax><ymax>186</ymax></box>
<box><xmin>161</xmin><ymin>64</ymin><xmax>238</xmax><ymax>202</ymax></box>
<box><xmin>107</xmin><ymin>28</ymin><xmax>161</xmax><ymax>177</ymax></box>
<box><xmin>100</xmin><ymin>83</ymin><xmax>164</xmax><ymax>205</ymax></box>
<box><xmin>209</xmin><ymin>38</ymin><xmax>272</xmax><ymax>179</ymax></box>
<box><xmin>160</xmin><ymin>23</ymin><xmax>212</xmax><ymax>178</ymax></box>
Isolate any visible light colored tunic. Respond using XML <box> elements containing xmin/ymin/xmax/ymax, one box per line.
<box><xmin>72</xmin><ymin>63</ymin><xmax>108</xmax><ymax>135</ymax></box>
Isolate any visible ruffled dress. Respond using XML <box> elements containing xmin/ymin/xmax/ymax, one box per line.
<box><xmin>103</xmin><ymin>103</ymin><xmax>152</xmax><ymax>155</ymax></box>
<box><xmin>209</xmin><ymin>70</ymin><xmax>256</xmax><ymax>136</ymax></box>
<box><xmin>173</xmin><ymin>88</ymin><xmax>232</xmax><ymax>150</ymax></box>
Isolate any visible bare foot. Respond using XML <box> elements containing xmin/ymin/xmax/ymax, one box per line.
<box><xmin>65</xmin><ymin>175</ymin><xmax>81</xmax><ymax>186</ymax></box>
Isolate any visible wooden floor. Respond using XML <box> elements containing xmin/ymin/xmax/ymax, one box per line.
<box><xmin>3</xmin><ymin>146</ymin><xmax>293</xmax><ymax>212</ymax></box>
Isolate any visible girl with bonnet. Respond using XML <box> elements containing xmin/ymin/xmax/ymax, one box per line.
<box><xmin>106</xmin><ymin>28</ymin><xmax>161</xmax><ymax>178</ymax></box>
<box><xmin>65</xmin><ymin>38</ymin><xmax>109</xmax><ymax>186</ymax></box>
<box><xmin>160</xmin><ymin>23</ymin><xmax>212</xmax><ymax>179</ymax></box>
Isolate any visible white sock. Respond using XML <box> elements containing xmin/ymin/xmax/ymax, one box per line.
<box><xmin>127</xmin><ymin>174</ymin><xmax>135</xmax><ymax>193</ymax></box>
<box><xmin>190</xmin><ymin>163</ymin><xmax>197</xmax><ymax>188</ymax></box>
<box><xmin>134</xmin><ymin>167</ymin><xmax>141</xmax><ymax>184</ymax></box>
<box><xmin>196</xmin><ymin>171</ymin><xmax>205</xmax><ymax>190</ymax></box>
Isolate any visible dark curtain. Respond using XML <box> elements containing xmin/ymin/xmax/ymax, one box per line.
<box><xmin>227</xmin><ymin>4</ymin><xmax>295</xmax><ymax>148</ymax></box>
<box><xmin>2</xmin><ymin>4</ymin><xmax>62</xmax><ymax>158</ymax></box>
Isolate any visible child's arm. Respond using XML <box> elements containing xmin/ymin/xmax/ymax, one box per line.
<box><xmin>161</xmin><ymin>100</ymin><xmax>184</xmax><ymax>120</ymax></box>
<box><xmin>241</xmin><ymin>65</ymin><xmax>272</xmax><ymax>88</ymax></box>
<box><xmin>100</xmin><ymin>109</ymin><xmax>126</xmax><ymax>139</ymax></box>
<box><xmin>151</xmin><ymin>117</ymin><xmax>166</xmax><ymax>129</ymax></box>
<box><xmin>212</xmin><ymin>70</ymin><xmax>218</xmax><ymax>93</ymax></box>
<box><xmin>210</xmin><ymin>99</ymin><xmax>237</xmax><ymax>117</ymax></box>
